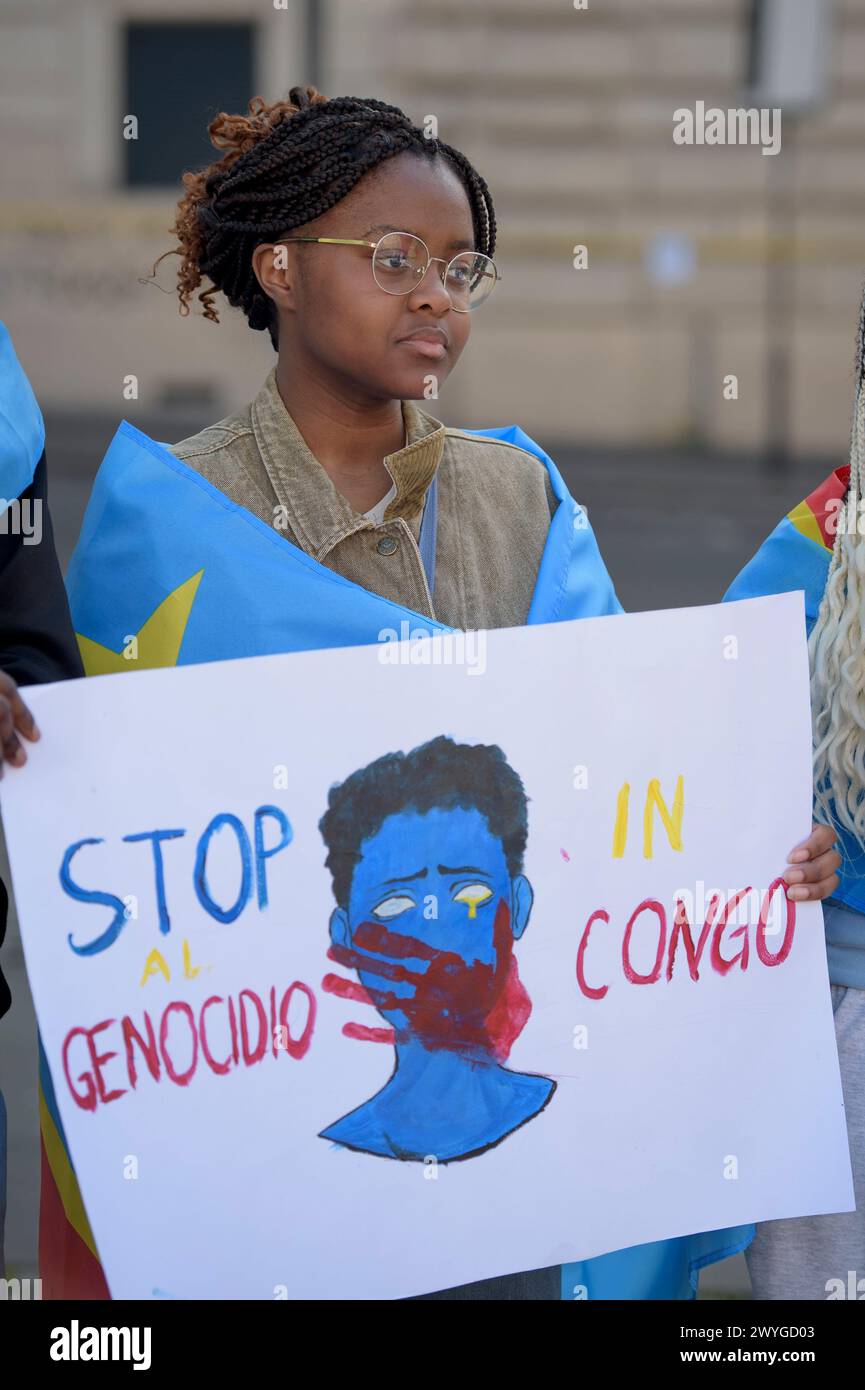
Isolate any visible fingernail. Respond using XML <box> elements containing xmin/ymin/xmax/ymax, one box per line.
<box><xmin>787</xmin><ymin>849</ymin><xmax>809</xmax><ymax>863</ymax></box>
<box><xmin>785</xmin><ymin>869</ymin><xmax>805</xmax><ymax>884</ymax></box>
<box><xmin>787</xmin><ymin>886</ymin><xmax>809</xmax><ymax>901</ymax></box>
<box><xmin>30</xmin><ymin>723</ymin><xmax>40</xmax><ymax>741</ymax></box>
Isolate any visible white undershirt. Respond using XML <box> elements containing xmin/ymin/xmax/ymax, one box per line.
<box><xmin>363</xmin><ymin>481</ymin><xmax>397</xmax><ymax>527</ymax></box>
<box><xmin>362</xmin><ymin>422</ymin><xmax>407</xmax><ymax>526</ymax></box>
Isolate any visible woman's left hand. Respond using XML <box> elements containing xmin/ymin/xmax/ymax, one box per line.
<box><xmin>783</xmin><ymin>823</ymin><xmax>841</xmax><ymax>902</ymax></box>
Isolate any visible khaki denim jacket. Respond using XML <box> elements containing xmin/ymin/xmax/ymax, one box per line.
<box><xmin>170</xmin><ymin>368</ymin><xmax>556</xmax><ymax>631</ymax></box>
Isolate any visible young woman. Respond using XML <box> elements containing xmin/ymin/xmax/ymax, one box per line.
<box><xmin>51</xmin><ymin>86</ymin><xmax>838</xmax><ymax>1301</ymax></box>
<box><xmin>726</xmin><ymin>288</ymin><xmax>865</xmax><ymax>1299</ymax></box>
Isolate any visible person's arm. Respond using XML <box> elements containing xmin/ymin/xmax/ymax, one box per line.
<box><xmin>0</xmin><ymin>450</ymin><xmax>82</xmax><ymax>772</ymax></box>
<box><xmin>0</xmin><ymin>451</ymin><xmax>82</xmax><ymax>687</ymax></box>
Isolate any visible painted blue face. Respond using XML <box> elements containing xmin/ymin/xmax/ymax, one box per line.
<box><xmin>329</xmin><ymin>805</ymin><xmax>533</xmax><ymax>1032</ymax></box>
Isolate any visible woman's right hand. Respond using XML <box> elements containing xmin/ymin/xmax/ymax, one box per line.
<box><xmin>0</xmin><ymin>670</ymin><xmax>40</xmax><ymax>775</ymax></box>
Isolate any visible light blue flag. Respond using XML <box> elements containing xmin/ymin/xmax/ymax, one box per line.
<box><xmin>0</xmin><ymin>322</ymin><xmax>45</xmax><ymax>510</ymax></box>
<box><xmin>68</xmin><ymin>420</ymin><xmax>622</xmax><ymax>664</ymax></box>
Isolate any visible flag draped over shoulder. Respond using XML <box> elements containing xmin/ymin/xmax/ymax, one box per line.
<box><xmin>44</xmin><ymin>419</ymin><xmax>751</xmax><ymax>1299</ymax></box>
<box><xmin>0</xmin><ymin>322</ymin><xmax>44</xmax><ymax>509</ymax></box>
<box><xmin>724</xmin><ymin>466</ymin><xmax>848</xmax><ymax>630</ymax></box>
<box><xmin>724</xmin><ymin>464</ymin><xmax>865</xmax><ymax>911</ymax></box>
<box><xmin>67</xmin><ymin>421</ymin><xmax>622</xmax><ymax>668</ymax></box>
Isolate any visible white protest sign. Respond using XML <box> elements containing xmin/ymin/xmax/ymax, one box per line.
<box><xmin>0</xmin><ymin>593</ymin><xmax>854</xmax><ymax>1299</ymax></box>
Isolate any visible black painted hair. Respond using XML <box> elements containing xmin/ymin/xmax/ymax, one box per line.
<box><xmin>156</xmin><ymin>84</ymin><xmax>496</xmax><ymax>351</ymax></box>
<box><xmin>319</xmin><ymin>735</ymin><xmax>528</xmax><ymax>908</ymax></box>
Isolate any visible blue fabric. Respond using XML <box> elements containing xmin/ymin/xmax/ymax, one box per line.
<box><xmin>724</xmin><ymin>518</ymin><xmax>831</xmax><ymax>630</ymax></box>
<box><xmin>0</xmin><ymin>321</ymin><xmax>44</xmax><ymax>509</ymax></box>
<box><xmin>418</xmin><ymin>471</ymin><xmax>438</xmax><ymax>595</ymax></box>
<box><xmin>560</xmin><ymin>1222</ymin><xmax>754</xmax><ymax>1300</ymax></box>
<box><xmin>467</xmin><ymin>424</ymin><xmax>625</xmax><ymax>625</ymax></box>
<box><xmin>724</xmin><ymin>522</ymin><xmax>865</xmax><ymax>924</ymax></box>
<box><xmin>67</xmin><ymin>417</ymin><xmax>752</xmax><ymax>1297</ymax></box>
<box><xmin>68</xmin><ymin>421</ymin><xmax>625</xmax><ymax>657</ymax></box>
<box><xmin>823</xmin><ymin>899</ymin><xmax>865</xmax><ymax>989</ymax></box>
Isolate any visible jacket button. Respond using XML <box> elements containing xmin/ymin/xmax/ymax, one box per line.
<box><xmin>376</xmin><ymin>535</ymin><xmax>399</xmax><ymax>556</ymax></box>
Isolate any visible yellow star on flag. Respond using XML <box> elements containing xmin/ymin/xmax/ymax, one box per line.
<box><xmin>75</xmin><ymin>570</ymin><xmax>204</xmax><ymax>676</ymax></box>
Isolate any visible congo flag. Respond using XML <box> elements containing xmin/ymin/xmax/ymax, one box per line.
<box><xmin>724</xmin><ymin>466</ymin><xmax>849</xmax><ymax>629</ymax></box>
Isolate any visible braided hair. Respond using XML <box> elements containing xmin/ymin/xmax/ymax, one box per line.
<box><xmin>809</xmin><ymin>280</ymin><xmax>865</xmax><ymax>847</ymax></box>
<box><xmin>155</xmin><ymin>84</ymin><xmax>496</xmax><ymax>351</ymax></box>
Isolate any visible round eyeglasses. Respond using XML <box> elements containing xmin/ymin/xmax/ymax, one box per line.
<box><xmin>274</xmin><ymin>231</ymin><xmax>501</xmax><ymax>312</ymax></box>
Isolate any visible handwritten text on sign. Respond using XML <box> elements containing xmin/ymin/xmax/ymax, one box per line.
<box><xmin>0</xmin><ymin>594</ymin><xmax>852</xmax><ymax>1299</ymax></box>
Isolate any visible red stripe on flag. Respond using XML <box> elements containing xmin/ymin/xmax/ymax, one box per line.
<box><xmin>39</xmin><ymin>1141</ymin><xmax>110</xmax><ymax>1300</ymax></box>
<box><xmin>805</xmin><ymin>465</ymin><xmax>850</xmax><ymax>550</ymax></box>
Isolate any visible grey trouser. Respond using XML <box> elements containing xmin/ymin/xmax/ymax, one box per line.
<box><xmin>407</xmin><ymin>1265</ymin><xmax>560</xmax><ymax>1301</ymax></box>
<box><xmin>746</xmin><ymin>983</ymin><xmax>865</xmax><ymax>1299</ymax></box>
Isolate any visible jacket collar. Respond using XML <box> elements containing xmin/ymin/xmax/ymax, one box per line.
<box><xmin>250</xmin><ymin>368</ymin><xmax>446</xmax><ymax>559</ymax></box>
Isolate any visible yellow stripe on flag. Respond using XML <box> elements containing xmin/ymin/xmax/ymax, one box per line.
<box><xmin>787</xmin><ymin>501</ymin><xmax>829</xmax><ymax>551</ymax></box>
<box><xmin>39</xmin><ymin>1088</ymin><xmax>99</xmax><ymax>1259</ymax></box>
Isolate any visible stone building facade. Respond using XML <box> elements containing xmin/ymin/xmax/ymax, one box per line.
<box><xmin>0</xmin><ymin>0</ymin><xmax>862</xmax><ymax>457</ymax></box>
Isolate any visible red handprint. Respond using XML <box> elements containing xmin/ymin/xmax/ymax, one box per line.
<box><xmin>328</xmin><ymin>898</ymin><xmax>531</xmax><ymax>1063</ymax></box>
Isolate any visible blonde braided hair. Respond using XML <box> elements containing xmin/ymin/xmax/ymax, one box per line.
<box><xmin>809</xmin><ymin>282</ymin><xmax>865</xmax><ymax>846</ymax></box>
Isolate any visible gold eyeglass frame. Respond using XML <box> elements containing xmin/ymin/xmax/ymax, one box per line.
<box><xmin>273</xmin><ymin>232</ymin><xmax>501</xmax><ymax>312</ymax></box>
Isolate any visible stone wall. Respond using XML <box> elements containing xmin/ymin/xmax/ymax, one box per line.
<box><xmin>1</xmin><ymin>0</ymin><xmax>862</xmax><ymax>457</ymax></box>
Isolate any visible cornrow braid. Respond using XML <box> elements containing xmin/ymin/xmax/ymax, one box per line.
<box><xmin>153</xmin><ymin>84</ymin><xmax>496</xmax><ymax>350</ymax></box>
